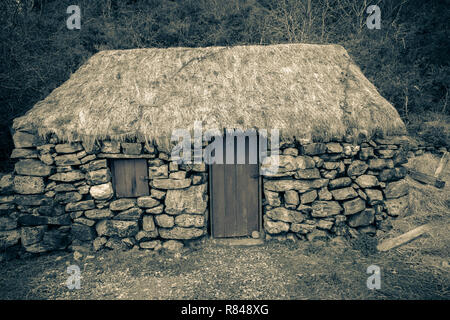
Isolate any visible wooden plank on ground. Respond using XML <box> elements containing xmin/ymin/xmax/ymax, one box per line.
<box><xmin>434</xmin><ymin>151</ymin><xmax>449</xmax><ymax>180</ymax></box>
<box><xmin>377</xmin><ymin>224</ymin><xmax>431</xmax><ymax>252</ymax></box>
<box><xmin>98</xmin><ymin>153</ymin><xmax>156</xmax><ymax>159</ymax></box>
<box><xmin>408</xmin><ymin>168</ymin><xmax>445</xmax><ymax>188</ymax></box>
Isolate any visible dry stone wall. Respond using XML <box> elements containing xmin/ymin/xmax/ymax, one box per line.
<box><xmin>1</xmin><ymin>130</ymin><xmax>411</xmax><ymax>260</ymax></box>
<box><xmin>1</xmin><ymin>132</ymin><xmax>208</xmax><ymax>260</ymax></box>
<box><xmin>262</xmin><ymin>137</ymin><xmax>410</xmax><ymax>241</ymax></box>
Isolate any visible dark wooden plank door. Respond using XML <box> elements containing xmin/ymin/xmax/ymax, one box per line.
<box><xmin>111</xmin><ymin>159</ymin><xmax>149</xmax><ymax>198</ymax></box>
<box><xmin>211</xmin><ymin>133</ymin><xmax>260</xmax><ymax>238</ymax></box>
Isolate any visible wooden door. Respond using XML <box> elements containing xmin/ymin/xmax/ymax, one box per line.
<box><xmin>210</xmin><ymin>132</ymin><xmax>260</xmax><ymax>238</ymax></box>
<box><xmin>111</xmin><ymin>159</ymin><xmax>149</xmax><ymax>198</ymax></box>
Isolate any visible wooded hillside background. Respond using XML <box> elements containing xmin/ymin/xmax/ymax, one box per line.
<box><xmin>1</xmin><ymin>0</ymin><xmax>449</xmax><ymax>171</ymax></box>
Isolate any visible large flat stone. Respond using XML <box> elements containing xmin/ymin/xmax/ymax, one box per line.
<box><xmin>364</xmin><ymin>189</ymin><xmax>384</xmax><ymax>205</ymax></box>
<box><xmin>265</xmin><ymin>207</ymin><xmax>304</xmax><ymax>223</ymax></box>
<box><xmin>264</xmin><ymin>219</ymin><xmax>290</xmax><ymax>234</ymax></box>
<box><xmin>55</xmin><ymin>143</ymin><xmax>83</xmax><ymax>154</ymax></box>
<box><xmin>96</xmin><ymin>220</ymin><xmax>139</xmax><ymax>238</ymax></box>
<box><xmin>264</xmin><ymin>179</ymin><xmax>328</xmax><ymax>192</ymax></box>
<box><xmin>294</xmin><ymin>168</ymin><xmax>321</xmax><ymax>179</ymax></box>
<box><xmin>261</xmin><ymin>155</ymin><xmax>315</xmax><ymax>177</ymax></box>
<box><xmin>13</xmin><ymin>175</ymin><xmax>45</xmax><ymax>194</ymax></box>
<box><xmin>10</xmin><ymin>148</ymin><xmax>39</xmax><ymax>159</ymax></box>
<box><xmin>0</xmin><ymin>174</ymin><xmax>14</xmax><ymax>195</ymax></box>
<box><xmin>14</xmin><ymin>195</ymin><xmax>49</xmax><ymax>206</ymax></box>
<box><xmin>369</xmin><ymin>159</ymin><xmax>394</xmax><ymax>170</ymax></box>
<box><xmin>311</xmin><ymin>201</ymin><xmax>342</xmax><ymax>217</ymax></box>
<box><xmin>331</xmin><ymin>187</ymin><xmax>358</xmax><ymax>201</ymax></box>
<box><xmin>49</xmin><ymin>171</ymin><xmax>85</xmax><ymax>182</ymax></box>
<box><xmin>110</xmin><ymin>199</ymin><xmax>136</xmax><ymax>211</ymax></box>
<box><xmin>54</xmin><ymin>192</ymin><xmax>82</xmax><ymax>204</ymax></box>
<box><xmin>12</xmin><ymin>132</ymin><xmax>42</xmax><ymax>148</ymax></box>
<box><xmin>14</xmin><ymin>159</ymin><xmax>52</xmax><ymax>177</ymax></box>
<box><xmin>159</xmin><ymin>227</ymin><xmax>205</xmax><ymax>240</ymax></box>
<box><xmin>84</xmin><ymin>209</ymin><xmax>113</xmax><ymax>219</ymax></box>
<box><xmin>343</xmin><ymin>198</ymin><xmax>366</xmax><ymax>215</ymax></box>
<box><xmin>347</xmin><ymin>160</ymin><xmax>369</xmax><ymax>176</ymax></box>
<box><xmin>165</xmin><ymin>184</ymin><xmax>207</xmax><ymax>215</ymax></box>
<box><xmin>355</xmin><ymin>175</ymin><xmax>379</xmax><ymax>188</ymax></box>
<box><xmin>86</xmin><ymin>169</ymin><xmax>111</xmax><ymax>185</ymax></box>
<box><xmin>328</xmin><ymin>177</ymin><xmax>352</xmax><ymax>190</ymax></box>
<box><xmin>54</xmin><ymin>154</ymin><xmax>81</xmax><ymax>166</ymax></box>
<box><xmin>142</xmin><ymin>215</ymin><xmax>156</xmax><ymax>232</ymax></box>
<box><xmin>65</xmin><ymin>200</ymin><xmax>95</xmax><ymax>212</ymax></box>
<box><xmin>137</xmin><ymin>196</ymin><xmax>160</xmax><ymax>208</ymax></box>
<box><xmin>264</xmin><ymin>190</ymin><xmax>281</xmax><ymax>206</ymax></box>
<box><xmin>151</xmin><ymin>178</ymin><xmax>191</xmax><ymax>190</ymax></box>
<box><xmin>174</xmin><ymin>214</ymin><xmax>205</xmax><ymax>228</ymax></box>
<box><xmin>113</xmin><ymin>207</ymin><xmax>143</xmax><ymax>220</ymax></box>
<box><xmin>155</xmin><ymin>214</ymin><xmax>175</xmax><ymax>228</ymax></box>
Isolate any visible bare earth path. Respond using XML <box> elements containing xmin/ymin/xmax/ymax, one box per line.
<box><xmin>0</xmin><ymin>235</ymin><xmax>448</xmax><ymax>300</ymax></box>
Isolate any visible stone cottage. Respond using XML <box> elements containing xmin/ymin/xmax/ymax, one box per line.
<box><xmin>0</xmin><ymin>44</ymin><xmax>410</xmax><ymax>257</ymax></box>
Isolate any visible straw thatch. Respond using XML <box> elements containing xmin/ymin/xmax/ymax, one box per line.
<box><xmin>13</xmin><ymin>43</ymin><xmax>406</xmax><ymax>145</ymax></box>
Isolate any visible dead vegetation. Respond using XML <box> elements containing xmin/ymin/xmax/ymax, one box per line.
<box><xmin>13</xmin><ymin>44</ymin><xmax>405</xmax><ymax>146</ymax></box>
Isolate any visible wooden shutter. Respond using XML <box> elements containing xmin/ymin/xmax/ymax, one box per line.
<box><xmin>111</xmin><ymin>159</ymin><xmax>149</xmax><ymax>198</ymax></box>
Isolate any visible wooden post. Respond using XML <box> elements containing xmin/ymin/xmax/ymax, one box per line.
<box><xmin>377</xmin><ymin>224</ymin><xmax>431</xmax><ymax>252</ymax></box>
<box><xmin>434</xmin><ymin>151</ymin><xmax>449</xmax><ymax>180</ymax></box>
<box><xmin>408</xmin><ymin>169</ymin><xmax>445</xmax><ymax>188</ymax></box>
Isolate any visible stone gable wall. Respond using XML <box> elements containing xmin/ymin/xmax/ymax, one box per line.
<box><xmin>1</xmin><ymin>131</ymin><xmax>410</xmax><ymax>260</ymax></box>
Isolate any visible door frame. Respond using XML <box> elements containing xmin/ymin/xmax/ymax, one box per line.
<box><xmin>208</xmin><ymin>136</ymin><xmax>263</xmax><ymax>238</ymax></box>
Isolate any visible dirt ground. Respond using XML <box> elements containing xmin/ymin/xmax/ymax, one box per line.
<box><xmin>0</xmin><ymin>153</ymin><xmax>449</xmax><ymax>300</ymax></box>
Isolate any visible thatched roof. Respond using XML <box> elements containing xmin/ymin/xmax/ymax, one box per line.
<box><xmin>13</xmin><ymin>43</ymin><xmax>406</xmax><ymax>145</ymax></box>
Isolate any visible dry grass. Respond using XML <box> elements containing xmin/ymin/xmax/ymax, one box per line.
<box><xmin>388</xmin><ymin>153</ymin><xmax>450</xmax><ymax>267</ymax></box>
<box><xmin>13</xmin><ymin>44</ymin><xmax>405</xmax><ymax>145</ymax></box>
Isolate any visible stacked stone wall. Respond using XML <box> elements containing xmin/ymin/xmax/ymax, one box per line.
<box><xmin>1</xmin><ymin>132</ymin><xmax>208</xmax><ymax>259</ymax></box>
<box><xmin>1</xmin><ymin>131</ymin><xmax>412</xmax><ymax>260</ymax></box>
<box><xmin>262</xmin><ymin>137</ymin><xmax>410</xmax><ymax>241</ymax></box>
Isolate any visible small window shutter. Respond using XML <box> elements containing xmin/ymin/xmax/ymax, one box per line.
<box><xmin>111</xmin><ymin>159</ymin><xmax>149</xmax><ymax>198</ymax></box>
